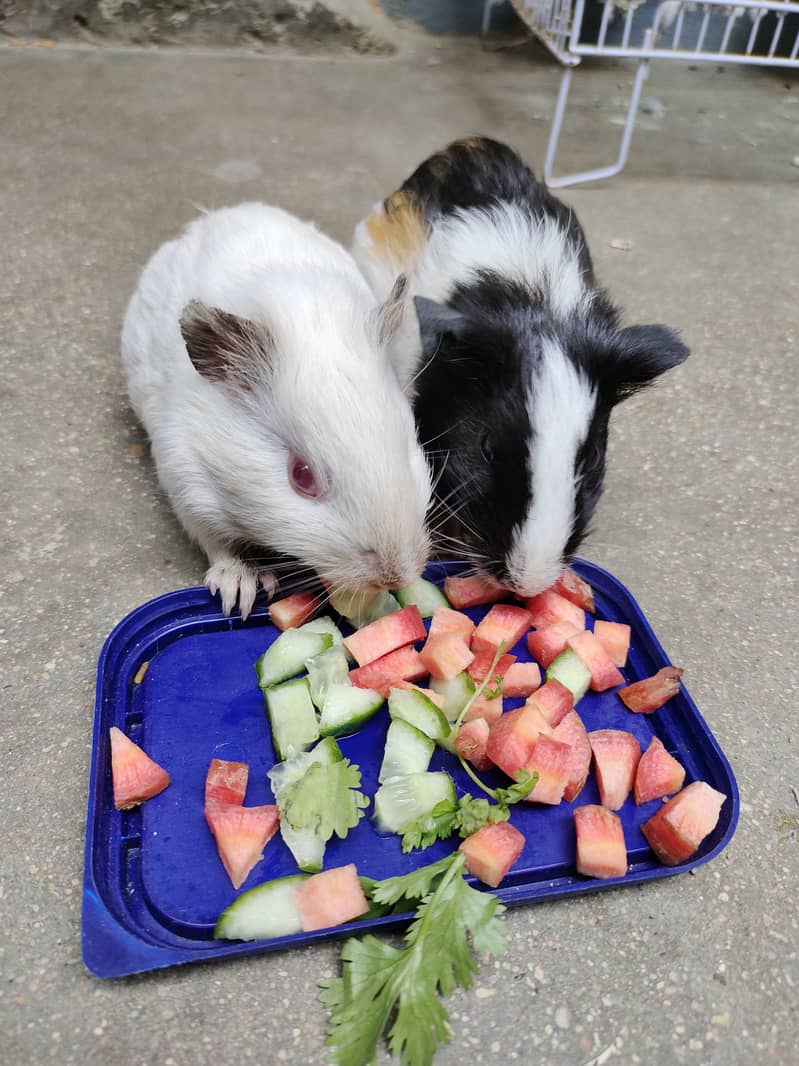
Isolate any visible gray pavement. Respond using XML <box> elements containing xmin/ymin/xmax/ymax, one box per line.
<box><xmin>1</xmin><ymin>31</ymin><xmax>798</xmax><ymax>1066</ymax></box>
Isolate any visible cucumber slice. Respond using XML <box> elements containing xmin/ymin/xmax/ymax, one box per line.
<box><xmin>255</xmin><ymin>629</ymin><xmax>333</xmax><ymax>689</ymax></box>
<box><xmin>394</xmin><ymin>577</ymin><xmax>450</xmax><ymax>618</ymax></box>
<box><xmin>267</xmin><ymin>737</ymin><xmax>344</xmax><ymax>800</ymax></box>
<box><xmin>214</xmin><ymin>873</ymin><xmax>308</xmax><ymax>940</ymax></box>
<box><xmin>430</xmin><ymin>671</ymin><xmax>476</xmax><ymax>724</ymax></box>
<box><xmin>379</xmin><ymin>718</ymin><xmax>435</xmax><ymax>783</ymax></box>
<box><xmin>279</xmin><ymin>824</ymin><xmax>326</xmax><ymax>873</ymax></box>
<box><xmin>547</xmin><ymin>647</ymin><xmax>591</xmax><ymax>703</ymax></box>
<box><xmin>373</xmin><ymin>772</ymin><xmax>456</xmax><ymax>834</ymax></box>
<box><xmin>329</xmin><ymin>587</ymin><xmax>401</xmax><ymax>628</ymax></box>
<box><xmin>263</xmin><ymin>678</ymin><xmax>320</xmax><ymax>761</ymax></box>
<box><xmin>318</xmin><ymin>683</ymin><xmax>385</xmax><ymax>738</ymax></box>
<box><xmin>388</xmin><ymin>686</ymin><xmax>451</xmax><ymax>741</ymax></box>
<box><xmin>301</xmin><ymin>615</ymin><xmax>350</xmax><ymax>656</ymax></box>
<box><xmin>311</xmin><ymin>735</ymin><xmax>345</xmax><ymax>765</ymax></box>
<box><xmin>306</xmin><ymin>646</ymin><xmax>351</xmax><ymax>709</ymax></box>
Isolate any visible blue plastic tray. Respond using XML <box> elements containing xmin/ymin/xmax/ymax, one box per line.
<box><xmin>82</xmin><ymin>559</ymin><xmax>739</xmax><ymax>979</ymax></box>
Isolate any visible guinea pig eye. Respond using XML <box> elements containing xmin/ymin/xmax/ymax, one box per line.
<box><xmin>480</xmin><ymin>434</ymin><xmax>494</xmax><ymax>464</ymax></box>
<box><xmin>288</xmin><ymin>455</ymin><xmax>320</xmax><ymax>499</ymax></box>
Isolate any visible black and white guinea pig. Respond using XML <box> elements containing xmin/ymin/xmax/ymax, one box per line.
<box><xmin>352</xmin><ymin>137</ymin><xmax>690</xmax><ymax>597</ymax></box>
<box><xmin>121</xmin><ymin>202</ymin><xmax>432</xmax><ymax>619</ymax></box>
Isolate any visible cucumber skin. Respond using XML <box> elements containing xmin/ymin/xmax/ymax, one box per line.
<box><xmin>214</xmin><ymin>874</ymin><xmax>309</xmax><ymax>941</ymax></box>
<box><xmin>318</xmin><ymin>685</ymin><xmax>385</xmax><ymax>738</ymax></box>
<box><xmin>388</xmin><ymin>687</ymin><xmax>450</xmax><ymax>741</ymax></box>
<box><xmin>546</xmin><ymin>648</ymin><xmax>591</xmax><ymax>703</ymax></box>
<box><xmin>378</xmin><ymin>718</ymin><xmax>435</xmax><ymax>783</ymax></box>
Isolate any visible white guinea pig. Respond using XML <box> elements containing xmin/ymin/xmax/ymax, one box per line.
<box><xmin>121</xmin><ymin>202</ymin><xmax>432</xmax><ymax>618</ymax></box>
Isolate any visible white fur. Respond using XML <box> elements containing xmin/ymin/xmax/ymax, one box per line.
<box><xmin>352</xmin><ymin>201</ymin><xmax>591</xmax><ymax>390</ymax></box>
<box><xmin>122</xmin><ymin>202</ymin><xmax>432</xmax><ymax>614</ymax></box>
<box><xmin>506</xmin><ymin>339</ymin><xmax>596</xmax><ymax>595</ymax></box>
<box><xmin>353</xmin><ymin>197</ymin><xmax>596</xmax><ymax>596</ymax></box>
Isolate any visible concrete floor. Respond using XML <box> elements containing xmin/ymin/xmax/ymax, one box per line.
<box><xmin>1</xmin><ymin>28</ymin><xmax>798</xmax><ymax>1066</ymax></box>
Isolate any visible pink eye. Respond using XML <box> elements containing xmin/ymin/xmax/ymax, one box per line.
<box><xmin>288</xmin><ymin>455</ymin><xmax>320</xmax><ymax>498</ymax></box>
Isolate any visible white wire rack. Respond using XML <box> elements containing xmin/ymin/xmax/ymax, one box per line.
<box><xmin>483</xmin><ymin>0</ymin><xmax>799</xmax><ymax>185</ymax></box>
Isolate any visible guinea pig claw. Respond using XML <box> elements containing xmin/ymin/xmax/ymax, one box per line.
<box><xmin>258</xmin><ymin>571</ymin><xmax>278</xmax><ymax>600</ymax></box>
<box><xmin>205</xmin><ymin>558</ymin><xmax>259</xmax><ymax>620</ymax></box>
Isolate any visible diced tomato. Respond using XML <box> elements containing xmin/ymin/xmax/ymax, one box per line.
<box><xmin>394</xmin><ymin>681</ymin><xmax>446</xmax><ymax>709</ymax></box>
<box><xmin>349</xmin><ymin>645</ymin><xmax>427</xmax><ymax>697</ymax></box>
<box><xmin>526</xmin><ymin>622</ymin><xmax>582</xmax><ymax>669</ymax></box>
<box><xmin>459</xmin><ymin>822</ymin><xmax>525</xmax><ymax>888</ymax></box>
<box><xmin>205</xmin><ymin>758</ymin><xmax>249</xmax><ymax>808</ymax></box>
<box><xmin>525</xmin><ymin>589</ymin><xmax>586</xmax><ymax>631</ymax></box>
<box><xmin>467</xmin><ymin>649</ymin><xmax>517</xmax><ymax>683</ymax></box>
<box><xmin>574</xmin><ymin>805</ymin><xmax>628</xmax><ymax>879</ymax></box>
<box><xmin>553</xmin><ymin>710</ymin><xmax>593</xmax><ymax>803</ymax></box>
<box><xmin>293</xmin><ymin>864</ymin><xmax>370</xmax><ymax>931</ymax></box>
<box><xmin>485</xmin><ymin>704</ymin><xmax>553</xmax><ymax>778</ymax></box>
<box><xmin>471</xmin><ymin>604</ymin><xmax>533</xmax><ymax>654</ymax></box>
<box><xmin>593</xmin><ymin>620</ymin><xmax>631</xmax><ymax>668</ymax></box>
<box><xmin>419</xmin><ymin>632</ymin><xmax>475</xmax><ymax>681</ymax></box>
<box><xmin>554</xmin><ymin>569</ymin><xmax>595</xmax><ymax>613</ymax></box>
<box><xmin>523</xmin><ymin>736</ymin><xmax>572</xmax><ymax>805</ymax></box>
<box><xmin>500</xmin><ymin>661</ymin><xmax>541</xmax><ymax>698</ymax></box>
<box><xmin>641</xmin><ymin>781</ymin><xmax>726</xmax><ymax>866</ymax></box>
<box><xmin>205</xmin><ymin>804</ymin><xmax>280</xmax><ymax>889</ymax></box>
<box><xmin>428</xmin><ymin>606</ymin><xmax>475</xmax><ymax>644</ymax></box>
<box><xmin>443</xmin><ymin>573</ymin><xmax>508</xmax><ymax>610</ymax></box>
<box><xmin>634</xmin><ymin>736</ymin><xmax>686</xmax><ymax>804</ymax></box>
<box><xmin>268</xmin><ymin>591</ymin><xmax>321</xmax><ymax>631</ymax></box>
<box><xmin>618</xmin><ymin>666</ymin><xmax>683</xmax><ymax>713</ymax></box>
<box><xmin>567</xmin><ymin>630</ymin><xmax>625</xmax><ymax>692</ymax></box>
<box><xmin>454</xmin><ymin>717</ymin><xmax>493</xmax><ymax>772</ymax></box>
<box><xmin>588</xmin><ymin>729</ymin><xmax>642</xmax><ymax>811</ymax></box>
<box><xmin>109</xmin><ymin>726</ymin><xmax>170</xmax><ymax>810</ymax></box>
<box><xmin>525</xmin><ymin>678</ymin><xmax>573</xmax><ymax>728</ymax></box>
<box><xmin>343</xmin><ymin>605</ymin><xmax>426</xmax><ymax>667</ymax></box>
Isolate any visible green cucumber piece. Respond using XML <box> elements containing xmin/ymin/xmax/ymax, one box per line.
<box><xmin>267</xmin><ymin>737</ymin><xmax>344</xmax><ymax>800</ymax></box>
<box><xmin>394</xmin><ymin>577</ymin><xmax>449</xmax><ymax>618</ymax></box>
<box><xmin>306</xmin><ymin>646</ymin><xmax>351</xmax><ymax>709</ymax></box>
<box><xmin>214</xmin><ymin>873</ymin><xmax>308</xmax><ymax>940</ymax></box>
<box><xmin>318</xmin><ymin>683</ymin><xmax>385</xmax><ymax>738</ymax></box>
<box><xmin>388</xmin><ymin>686</ymin><xmax>451</xmax><ymax>741</ymax></box>
<box><xmin>379</xmin><ymin>718</ymin><xmax>435</xmax><ymax>783</ymax></box>
<box><xmin>300</xmin><ymin>615</ymin><xmax>350</xmax><ymax>657</ymax></box>
<box><xmin>547</xmin><ymin>647</ymin><xmax>591</xmax><ymax>703</ymax></box>
<box><xmin>263</xmin><ymin>678</ymin><xmax>320</xmax><ymax>761</ymax></box>
<box><xmin>329</xmin><ymin>587</ymin><xmax>401</xmax><ymax>628</ymax></box>
<box><xmin>373</xmin><ymin>772</ymin><xmax>456</xmax><ymax>834</ymax></box>
<box><xmin>279</xmin><ymin>824</ymin><xmax>326</xmax><ymax>873</ymax></box>
<box><xmin>430</xmin><ymin>671</ymin><xmax>476</xmax><ymax>724</ymax></box>
<box><xmin>310</xmin><ymin>735</ymin><xmax>345</xmax><ymax>764</ymax></box>
<box><xmin>255</xmin><ymin>629</ymin><xmax>333</xmax><ymax>689</ymax></box>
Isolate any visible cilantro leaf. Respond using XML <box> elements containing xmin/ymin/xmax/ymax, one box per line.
<box><xmin>322</xmin><ymin>853</ymin><xmax>507</xmax><ymax>1066</ymax></box>
<box><xmin>494</xmin><ymin>769</ymin><xmax>538</xmax><ymax>809</ymax></box>
<box><xmin>371</xmin><ymin>853</ymin><xmax>458</xmax><ymax>906</ymax></box>
<box><xmin>482</xmin><ymin>674</ymin><xmax>504</xmax><ymax>700</ymax></box>
<box><xmin>399</xmin><ymin>799</ymin><xmax>458</xmax><ymax>853</ymax></box>
<box><xmin>276</xmin><ymin>757</ymin><xmax>368</xmax><ymax>841</ymax></box>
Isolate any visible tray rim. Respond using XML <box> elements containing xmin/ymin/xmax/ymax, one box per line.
<box><xmin>82</xmin><ymin>558</ymin><xmax>740</xmax><ymax>979</ymax></box>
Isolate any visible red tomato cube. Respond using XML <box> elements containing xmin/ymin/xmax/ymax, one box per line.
<box><xmin>526</xmin><ymin>622</ymin><xmax>582</xmax><ymax>668</ymax></box>
<box><xmin>525</xmin><ymin>589</ymin><xmax>586</xmax><ymax>631</ymax></box>
<box><xmin>205</xmin><ymin>758</ymin><xmax>249</xmax><ymax>808</ymax></box>
<box><xmin>486</xmin><ymin>703</ymin><xmax>553</xmax><ymax>778</ymax></box>
<box><xmin>293</xmin><ymin>864</ymin><xmax>370</xmax><ymax>931</ymax></box>
<box><xmin>574</xmin><ymin>805</ymin><xmax>628</xmax><ymax>879</ymax></box>
<box><xmin>523</xmin><ymin>736</ymin><xmax>572</xmax><ymax>805</ymax></box>
<box><xmin>467</xmin><ymin>649</ymin><xmax>516</xmax><ymax>683</ymax></box>
<box><xmin>500</xmin><ymin>661</ymin><xmax>542</xmax><ymax>698</ymax></box>
<box><xmin>525</xmin><ymin>678</ymin><xmax>573</xmax><ymax>728</ymax></box>
<box><xmin>454</xmin><ymin>717</ymin><xmax>493</xmax><ymax>772</ymax></box>
<box><xmin>428</xmin><ymin>606</ymin><xmax>476</xmax><ymax>644</ymax></box>
<box><xmin>349</xmin><ymin>645</ymin><xmax>427</xmax><ymax>697</ymax></box>
<box><xmin>459</xmin><ymin>822</ymin><xmax>525</xmax><ymax>888</ymax></box>
<box><xmin>205</xmin><ymin>804</ymin><xmax>280</xmax><ymax>889</ymax></box>
<box><xmin>641</xmin><ymin>781</ymin><xmax>726</xmax><ymax>866</ymax></box>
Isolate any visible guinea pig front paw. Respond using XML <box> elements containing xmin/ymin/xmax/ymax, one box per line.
<box><xmin>205</xmin><ymin>556</ymin><xmax>261</xmax><ymax>620</ymax></box>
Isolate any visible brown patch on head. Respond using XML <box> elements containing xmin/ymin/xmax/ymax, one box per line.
<box><xmin>365</xmin><ymin>188</ymin><xmax>428</xmax><ymax>269</ymax></box>
<box><xmin>179</xmin><ymin>300</ymin><xmax>274</xmax><ymax>389</ymax></box>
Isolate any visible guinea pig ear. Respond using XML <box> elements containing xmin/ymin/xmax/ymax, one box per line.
<box><xmin>608</xmin><ymin>324</ymin><xmax>690</xmax><ymax>403</ymax></box>
<box><xmin>413</xmin><ymin>296</ymin><xmax>468</xmax><ymax>355</ymax></box>
<box><xmin>179</xmin><ymin>300</ymin><xmax>274</xmax><ymax>389</ymax></box>
<box><xmin>375</xmin><ymin>274</ymin><xmax>409</xmax><ymax>346</ymax></box>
